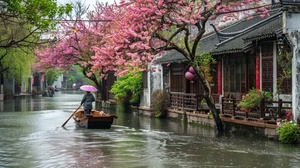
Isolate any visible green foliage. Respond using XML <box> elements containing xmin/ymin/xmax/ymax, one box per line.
<box><xmin>277</xmin><ymin>121</ymin><xmax>300</xmax><ymax>144</ymax></box>
<box><xmin>110</xmin><ymin>71</ymin><xmax>142</xmax><ymax>103</ymax></box>
<box><xmin>193</xmin><ymin>52</ymin><xmax>216</xmax><ymax>85</ymax></box>
<box><xmin>0</xmin><ymin>0</ymin><xmax>72</xmax><ymax>85</ymax></box>
<box><xmin>1</xmin><ymin>0</ymin><xmax>72</xmax><ymax>30</ymax></box>
<box><xmin>151</xmin><ymin>89</ymin><xmax>169</xmax><ymax>118</ymax></box>
<box><xmin>277</xmin><ymin>51</ymin><xmax>292</xmax><ymax>94</ymax></box>
<box><xmin>45</xmin><ymin>68</ymin><xmax>64</xmax><ymax>86</ymax></box>
<box><xmin>0</xmin><ymin>48</ymin><xmax>34</xmax><ymax>84</ymax></box>
<box><xmin>237</xmin><ymin>88</ymin><xmax>273</xmax><ymax>112</ymax></box>
<box><xmin>207</xmin><ymin>111</ymin><xmax>213</xmax><ymax>118</ymax></box>
<box><xmin>277</xmin><ymin>51</ymin><xmax>292</xmax><ymax>79</ymax></box>
<box><xmin>66</xmin><ymin>65</ymin><xmax>88</xmax><ymax>88</ymax></box>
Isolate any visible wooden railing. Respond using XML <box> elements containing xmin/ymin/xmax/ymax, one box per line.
<box><xmin>221</xmin><ymin>97</ymin><xmax>292</xmax><ymax>122</ymax></box>
<box><xmin>169</xmin><ymin>92</ymin><xmax>207</xmax><ymax>112</ymax></box>
<box><xmin>261</xmin><ymin>99</ymin><xmax>292</xmax><ymax>120</ymax></box>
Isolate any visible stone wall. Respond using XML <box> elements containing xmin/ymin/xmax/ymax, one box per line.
<box><xmin>135</xmin><ymin>106</ymin><xmax>278</xmax><ymax>139</ymax></box>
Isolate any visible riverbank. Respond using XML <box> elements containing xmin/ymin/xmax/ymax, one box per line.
<box><xmin>134</xmin><ymin>105</ymin><xmax>279</xmax><ymax>139</ymax></box>
<box><xmin>94</xmin><ymin>100</ymin><xmax>280</xmax><ymax>139</ymax></box>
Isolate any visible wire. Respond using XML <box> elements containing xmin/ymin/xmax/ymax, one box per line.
<box><xmin>44</xmin><ymin>19</ymin><xmax>113</xmax><ymax>22</ymax></box>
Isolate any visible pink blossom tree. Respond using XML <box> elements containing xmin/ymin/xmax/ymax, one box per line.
<box><xmin>35</xmin><ymin>2</ymin><xmax>115</xmax><ymax>100</ymax></box>
<box><xmin>91</xmin><ymin>0</ymin><xmax>270</xmax><ymax>131</ymax></box>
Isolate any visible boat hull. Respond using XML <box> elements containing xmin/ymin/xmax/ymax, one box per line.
<box><xmin>73</xmin><ymin>109</ymin><xmax>117</xmax><ymax>129</ymax></box>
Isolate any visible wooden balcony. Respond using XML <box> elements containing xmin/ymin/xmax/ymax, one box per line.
<box><xmin>221</xmin><ymin>97</ymin><xmax>292</xmax><ymax>123</ymax></box>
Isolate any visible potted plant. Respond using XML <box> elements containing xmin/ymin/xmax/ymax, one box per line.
<box><xmin>237</xmin><ymin>88</ymin><xmax>272</xmax><ymax>112</ymax></box>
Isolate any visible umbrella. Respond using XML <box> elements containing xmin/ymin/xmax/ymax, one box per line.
<box><xmin>80</xmin><ymin>85</ymin><xmax>98</xmax><ymax>92</ymax></box>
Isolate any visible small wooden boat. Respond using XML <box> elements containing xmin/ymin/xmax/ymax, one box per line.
<box><xmin>73</xmin><ymin>109</ymin><xmax>118</xmax><ymax>129</ymax></box>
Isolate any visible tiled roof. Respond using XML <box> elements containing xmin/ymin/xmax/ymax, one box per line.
<box><xmin>153</xmin><ymin>51</ymin><xmax>187</xmax><ymax>64</ymax></box>
<box><xmin>155</xmin><ymin>9</ymin><xmax>282</xmax><ymax>64</ymax></box>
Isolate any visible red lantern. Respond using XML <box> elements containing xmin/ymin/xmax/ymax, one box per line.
<box><xmin>189</xmin><ymin>66</ymin><xmax>195</xmax><ymax>74</ymax></box>
<box><xmin>185</xmin><ymin>71</ymin><xmax>195</xmax><ymax>81</ymax></box>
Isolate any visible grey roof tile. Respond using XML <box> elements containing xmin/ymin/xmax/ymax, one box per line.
<box><xmin>155</xmin><ymin>9</ymin><xmax>282</xmax><ymax>64</ymax></box>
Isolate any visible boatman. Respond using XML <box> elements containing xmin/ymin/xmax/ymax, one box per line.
<box><xmin>80</xmin><ymin>91</ymin><xmax>96</xmax><ymax>117</ymax></box>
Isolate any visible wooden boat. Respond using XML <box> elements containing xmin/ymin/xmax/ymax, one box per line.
<box><xmin>73</xmin><ymin>109</ymin><xmax>118</xmax><ymax>129</ymax></box>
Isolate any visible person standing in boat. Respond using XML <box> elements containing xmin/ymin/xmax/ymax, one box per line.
<box><xmin>80</xmin><ymin>91</ymin><xmax>96</xmax><ymax>117</ymax></box>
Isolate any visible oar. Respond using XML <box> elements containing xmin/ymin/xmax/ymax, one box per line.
<box><xmin>62</xmin><ymin>105</ymin><xmax>82</xmax><ymax>127</ymax></box>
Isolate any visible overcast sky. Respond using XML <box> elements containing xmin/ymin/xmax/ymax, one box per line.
<box><xmin>57</xmin><ymin>0</ymin><xmax>116</xmax><ymax>15</ymax></box>
<box><xmin>57</xmin><ymin>0</ymin><xmax>114</xmax><ymax>6</ymax></box>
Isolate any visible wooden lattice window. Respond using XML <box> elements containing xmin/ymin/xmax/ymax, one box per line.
<box><xmin>223</xmin><ymin>54</ymin><xmax>252</xmax><ymax>97</ymax></box>
<box><xmin>170</xmin><ymin>64</ymin><xmax>184</xmax><ymax>92</ymax></box>
<box><xmin>261</xmin><ymin>42</ymin><xmax>274</xmax><ymax>92</ymax></box>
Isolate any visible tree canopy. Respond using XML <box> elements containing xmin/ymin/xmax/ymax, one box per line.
<box><xmin>90</xmin><ymin>0</ymin><xmax>270</xmax><ymax>130</ymax></box>
<box><xmin>35</xmin><ymin>1</ymin><xmax>115</xmax><ymax>100</ymax></box>
<box><xmin>35</xmin><ymin>0</ymin><xmax>271</xmax><ymax>131</ymax></box>
<box><xmin>0</xmin><ymin>0</ymin><xmax>72</xmax><ymax>30</ymax></box>
<box><xmin>0</xmin><ymin>0</ymin><xmax>72</xmax><ymax>84</ymax></box>
<box><xmin>90</xmin><ymin>0</ymin><xmax>269</xmax><ymax>76</ymax></box>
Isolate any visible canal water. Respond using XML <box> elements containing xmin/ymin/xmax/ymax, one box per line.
<box><xmin>0</xmin><ymin>91</ymin><xmax>299</xmax><ymax>168</ymax></box>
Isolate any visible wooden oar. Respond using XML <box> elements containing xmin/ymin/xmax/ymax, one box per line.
<box><xmin>62</xmin><ymin>105</ymin><xmax>82</xmax><ymax>127</ymax></box>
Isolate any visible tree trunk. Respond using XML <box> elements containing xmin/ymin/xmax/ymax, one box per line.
<box><xmin>195</xmin><ymin>70</ymin><xmax>224</xmax><ymax>132</ymax></box>
<box><xmin>101</xmin><ymin>79</ymin><xmax>107</xmax><ymax>101</ymax></box>
<box><xmin>204</xmin><ymin>95</ymin><xmax>223</xmax><ymax>131</ymax></box>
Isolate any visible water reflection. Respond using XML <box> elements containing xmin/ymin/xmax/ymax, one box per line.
<box><xmin>0</xmin><ymin>91</ymin><xmax>82</xmax><ymax>112</ymax></box>
<box><xmin>0</xmin><ymin>91</ymin><xmax>299</xmax><ymax>168</ymax></box>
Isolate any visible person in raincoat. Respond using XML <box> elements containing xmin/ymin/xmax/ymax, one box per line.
<box><xmin>80</xmin><ymin>91</ymin><xmax>96</xmax><ymax>117</ymax></box>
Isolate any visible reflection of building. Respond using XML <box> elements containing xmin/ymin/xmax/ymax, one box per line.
<box><xmin>0</xmin><ymin>73</ymin><xmax>35</xmax><ymax>100</ymax></box>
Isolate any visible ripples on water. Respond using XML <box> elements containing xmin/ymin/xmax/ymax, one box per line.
<box><xmin>0</xmin><ymin>91</ymin><xmax>299</xmax><ymax>168</ymax></box>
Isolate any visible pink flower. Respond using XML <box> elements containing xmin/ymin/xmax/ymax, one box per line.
<box><xmin>277</xmin><ymin>122</ymin><xmax>282</xmax><ymax>128</ymax></box>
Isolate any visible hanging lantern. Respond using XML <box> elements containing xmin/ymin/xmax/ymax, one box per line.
<box><xmin>193</xmin><ymin>75</ymin><xmax>198</xmax><ymax>80</ymax></box>
<box><xmin>185</xmin><ymin>71</ymin><xmax>195</xmax><ymax>81</ymax></box>
<box><xmin>189</xmin><ymin>66</ymin><xmax>195</xmax><ymax>74</ymax></box>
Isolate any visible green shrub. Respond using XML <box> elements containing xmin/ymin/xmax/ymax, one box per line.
<box><xmin>277</xmin><ymin>121</ymin><xmax>300</xmax><ymax>144</ymax></box>
<box><xmin>110</xmin><ymin>71</ymin><xmax>142</xmax><ymax>113</ymax></box>
<box><xmin>237</xmin><ymin>88</ymin><xmax>272</xmax><ymax>112</ymax></box>
<box><xmin>151</xmin><ymin>89</ymin><xmax>169</xmax><ymax>118</ymax></box>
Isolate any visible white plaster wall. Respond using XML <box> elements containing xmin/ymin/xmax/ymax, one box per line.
<box><xmin>139</xmin><ymin>63</ymin><xmax>163</xmax><ymax>108</ymax></box>
<box><xmin>150</xmin><ymin>63</ymin><xmax>163</xmax><ymax>93</ymax></box>
<box><xmin>140</xmin><ymin>88</ymin><xmax>150</xmax><ymax>107</ymax></box>
<box><xmin>285</xmin><ymin>12</ymin><xmax>300</xmax><ymax>122</ymax></box>
<box><xmin>53</xmin><ymin>75</ymin><xmax>63</xmax><ymax>88</ymax></box>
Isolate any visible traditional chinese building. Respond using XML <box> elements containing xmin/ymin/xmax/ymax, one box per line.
<box><xmin>141</xmin><ymin>7</ymin><xmax>293</xmax><ymax>115</ymax></box>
